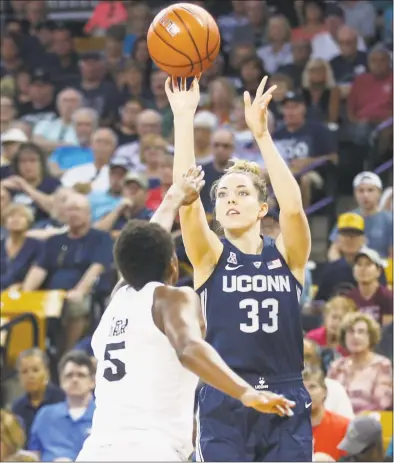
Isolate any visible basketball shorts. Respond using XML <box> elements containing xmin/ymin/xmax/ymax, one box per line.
<box><xmin>194</xmin><ymin>373</ymin><xmax>313</xmax><ymax>462</ymax></box>
<box><xmin>76</xmin><ymin>435</ymin><xmax>184</xmax><ymax>462</ymax></box>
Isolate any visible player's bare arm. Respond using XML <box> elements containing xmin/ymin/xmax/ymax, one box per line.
<box><xmin>244</xmin><ymin>76</ymin><xmax>311</xmax><ymax>282</ymax></box>
<box><xmin>111</xmin><ymin>167</ymin><xmax>205</xmax><ymax>299</ymax></box>
<box><xmin>165</xmin><ymin>77</ymin><xmax>223</xmax><ymax>286</ymax></box>
<box><xmin>152</xmin><ymin>285</ymin><xmax>295</xmax><ymax>417</ymax></box>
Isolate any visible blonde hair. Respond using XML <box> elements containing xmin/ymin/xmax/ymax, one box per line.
<box><xmin>339</xmin><ymin>312</ymin><xmax>381</xmax><ymax>349</ymax></box>
<box><xmin>210</xmin><ymin>159</ymin><xmax>268</xmax><ymax>203</ymax></box>
<box><xmin>3</xmin><ymin>203</ymin><xmax>34</xmax><ymax>227</ymax></box>
<box><xmin>324</xmin><ymin>295</ymin><xmax>357</xmax><ymax>315</ymax></box>
<box><xmin>302</xmin><ymin>59</ymin><xmax>336</xmax><ymax>89</ymax></box>
<box><xmin>139</xmin><ymin>134</ymin><xmax>168</xmax><ymax>163</ymax></box>
<box><xmin>0</xmin><ymin>410</ymin><xmax>26</xmax><ymax>456</ymax></box>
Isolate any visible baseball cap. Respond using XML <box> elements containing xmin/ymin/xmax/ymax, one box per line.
<box><xmin>337</xmin><ymin>212</ymin><xmax>364</xmax><ymax>234</ymax></box>
<box><xmin>1</xmin><ymin>128</ymin><xmax>28</xmax><ymax>144</ymax></box>
<box><xmin>110</xmin><ymin>157</ymin><xmax>130</xmax><ymax>171</ymax></box>
<box><xmin>124</xmin><ymin>172</ymin><xmax>149</xmax><ymax>190</ymax></box>
<box><xmin>353</xmin><ymin>171</ymin><xmax>383</xmax><ymax>190</ymax></box>
<box><xmin>194</xmin><ymin>111</ymin><xmax>219</xmax><ymax>130</ymax></box>
<box><xmin>282</xmin><ymin>91</ymin><xmax>305</xmax><ymax>105</ymax></box>
<box><xmin>355</xmin><ymin>247</ymin><xmax>387</xmax><ymax>268</ymax></box>
<box><xmin>31</xmin><ymin>68</ymin><xmax>52</xmax><ymax>84</ymax></box>
<box><xmin>338</xmin><ymin>415</ymin><xmax>382</xmax><ymax>455</ymax></box>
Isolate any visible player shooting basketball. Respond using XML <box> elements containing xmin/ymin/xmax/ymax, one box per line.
<box><xmin>166</xmin><ymin>76</ymin><xmax>313</xmax><ymax>462</ymax></box>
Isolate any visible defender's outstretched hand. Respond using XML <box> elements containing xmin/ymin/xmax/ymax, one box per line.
<box><xmin>165</xmin><ymin>76</ymin><xmax>200</xmax><ymax>115</ymax></box>
<box><xmin>169</xmin><ymin>165</ymin><xmax>205</xmax><ymax>206</ymax></box>
<box><xmin>241</xmin><ymin>389</ymin><xmax>295</xmax><ymax>417</ymax></box>
<box><xmin>244</xmin><ymin>76</ymin><xmax>277</xmax><ymax>139</ymax></box>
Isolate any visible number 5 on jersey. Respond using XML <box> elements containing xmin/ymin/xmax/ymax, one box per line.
<box><xmin>240</xmin><ymin>298</ymin><xmax>278</xmax><ymax>333</ymax></box>
<box><xmin>103</xmin><ymin>342</ymin><xmax>126</xmax><ymax>382</ymax></box>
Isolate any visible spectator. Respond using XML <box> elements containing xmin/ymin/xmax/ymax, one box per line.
<box><xmin>257</xmin><ymin>15</ymin><xmax>293</xmax><ymax>74</ymax></box>
<box><xmin>347</xmin><ymin>247</ymin><xmax>393</xmax><ymax>326</ymax></box>
<box><xmin>227</xmin><ymin>43</ymin><xmax>256</xmax><ymax>87</ymax></box>
<box><xmin>199</xmin><ymin>55</ymin><xmax>227</xmax><ymax>99</ymax></box>
<box><xmin>278</xmin><ymin>39</ymin><xmax>312</xmax><ymax>90</ymax></box>
<box><xmin>341</xmin><ymin>0</ymin><xmax>376</xmax><ymax>43</ymax></box>
<box><xmin>139</xmin><ymin>134</ymin><xmax>169</xmax><ymax>187</ymax></box>
<box><xmin>206</xmin><ymin>77</ymin><xmax>236</xmax><ymax>125</ymax></box>
<box><xmin>144</xmin><ymin>70</ymin><xmax>172</xmax><ymax>138</ymax></box>
<box><xmin>104</xmin><ymin>25</ymin><xmax>126</xmax><ymax>80</ymax></box>
<box><xmin>19</xmin><ymin>69</ymin><xmax>56</xmax><ymax>127</ymax></box>
<box><xmin>338</xmin><ymin>415</ymin><xmax>385</xmax><ymax>462</ymax></box>
<box><xmin>303</xmin><ymin>369</ymin><xmax>350</xmax><ymax>461</ymax></box>
<box><xmin>84</xmin><ymin>0</ymin><xmax>127</xmax><ymax>36</ymax></box>
<box><xmin>273</xmin><ymin>91</ymin><xmax>338</xmax><ymax>207</ymax></box>
<box><xmin>146</xmin><ymin>154</ymin><xmax>174</xmax><ymax>211</ymax></box>
<box><xmin>193</xmin><ymin>110</ymin><xmax>218</xmax><ymax>165</ymax></box>
<box><xmin>230</xmin><ymin>96</ymin><xmax>255</xmax><ymax>154</ymax></box>
<box><xmin>268</xmin><ymin>73</ymin><xmax>294</xmax><ymax>127</ymax></box>
<box><xmin>77</xmin><ymin>52</ymin><xmax>119</xmax><ymax>123</ymax></box>
<box><xmin>118</xmin><ymin>59</ymin><xmax>146</xmax><ymax>102</ymax></box>
<box><xmin>25</xmin><ymin>0</ymin><xmax>46</xmax><ymax>33</ymax></box>
<box><xmin>217</xmin><ymin>1</ymin><xmax>248</xmax><ymax>53</ymax></box>
<box><xmin>0</xmin><ymin>95</ymin><xmax>17</xmax><ymax>134</ymax></box>
<box><xmin>0</xmin><ymin>128</ymin><xmax>28</xmax><ymax>180</ymax></box>
<box><xmin>0</xmin><ymin>409</ymin><xmax>37</xmax><ymax>462</ymax></box>
<box><xmin>28</xmin><ymin>351</ymin><xmax>95</xmax><ymax>462</ymax></box>
<box><xmin>14</xmin><ymin>68</ymin><xmax>32</xmax><ymax>108</ymax></box>
<box><xmin>61</xmin><ymin>128</ymin><xmax>117</xmax><ymax>193</ymax></box>
<box><xmin>239</xmin><ymin>56</ymin><xmax>267</xmax><ymax>98</ymax></box>
<box><xmin>49</xmin><ymin>108</ymin><xmax>98</xmax><ymax>175</ymax></box>
<box><xmin>329</xmin><ymin>26</ymin><xmax>367</xmax><ymax>100</ymax></box>
<box><xmin>231</xmin><ymin>0</ymin><xmax>269</xmax><ymax>50</ymax></box>
<box><xmin>2</xmin><ymin>142</ymin><xmax>61</xmax><ymax>222</ymax></box>
<box><xmin>386</xmin><ymin>437</ymin><xmax>393</xmax><ymax>461</ymax></box>
<box><xmin>303</xmin><ymin>339</ymin><xmax>354</xmax><ymax>419</ymax></box>
<box><xmin>328</xmin><ymin>312</ymin><xmax>393</xmax><ymax>414</ymax></box>
<box><xmin>315</xmin><ymin>213</ymin><xmax>370</xmax><ymax>301</ymax></box>
<box><xmin>12</xmin><ymin>348</ymin><xmax>65</xmax><ymax>440</ymax></box>
<box><xmin>130</xmin><ymin>37</ymin><xmax>151</xmax><ymax>81</ymax></box>
<box><xmin>291</xmin><ymin>1</ymin><xmax>326</xmax><ymax>42</ymax></box>
<box><xmin>113</xmin><ymin>109</ymin><xmax>163</xmax><ymax>170</ymax></box>
<box><xmin>114</xmin><ymin>99</ymin><xmax>141</xmax><ymax>147</ymax></box>
<box><xmin>0</xmin><ymin>204</ymin><xmax>42</xmax><ymax>291</ymax></box>
<box><xmin>0</xmin><ymin>186</ymin><xmax>11</xmax><ymax>239</ymax></box>
<box><xmin>302</xmin><ymin>59</ymin><xmax>341</xmax><ymax>123</ymax></box>
<box><xmin>306</xmin><ymin>295</ymin><xmax>357</xmax><ymax>356</ymax></box>
<box><xmin>328</xmin><ymin>172</ymin><xmax>393</xmax><ymax>259</ymax></box>
<box><xmin>32</xmin><ymin>88</ymin><xmax>82</xmax><ymax>154</ymax></box>
<box><xmin>312</xmin><ymin>4</ymin><xmax>366</xmax><ymax>62</ymax></box>
<box><xmin>346</xmin><ymin>45</ymin><xmax>393</xmax><ymax>151</ymax></box>
<box><xmin>23</xmin><ymin>194</ymin><xmax>113</xmax><ymax>350</ymax></box>
<box><xmin>88</xmin><ymin>158</ymin><xmax>129</xmax><ymax>222</ymax></box>
<box><xmin>94</xmin><ymin>172</ymin><xmax>153</xmax><ymax>239</ymax></box>
<box><xmin>123</xmin><ymin>3</ymin><xmax>152</xmax><ymax>56</ymax></box>
<box><xmin>0</xmin><ymin>32</ymin><xmax>23</xmax><ymax>78</ymax></box>
<box><xmin>200</xmin><ymin>128</ymin><xmax>234</xmax><ymax>213</ymax></box>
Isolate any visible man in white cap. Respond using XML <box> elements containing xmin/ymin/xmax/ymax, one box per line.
<box><xmin>328</xmin><ymin>171</ymin><xmax>392</xmax><ymax>259</ymax></box>
<box><xmin>0</xmin><ymin>127</ymin><xmax>28</xmax><ymax>179</ymax></box>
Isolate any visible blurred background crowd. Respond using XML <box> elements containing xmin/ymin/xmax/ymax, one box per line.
<box><xmin>0</xmin><ymin>0</ymin><xmax>392</xmax><ymax>461</ymax></box>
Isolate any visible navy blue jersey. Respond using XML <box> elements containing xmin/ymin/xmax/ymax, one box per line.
<box><xmin>197</xmin><ymin>236</ymin><xmax>304</xmax><ymax>377</ymax></box>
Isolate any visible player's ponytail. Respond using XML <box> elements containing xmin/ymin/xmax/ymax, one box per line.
<box><xmin>210</xmin><ymin>159</ymin><xmax>268</xmax><ymax>203</ymax></box>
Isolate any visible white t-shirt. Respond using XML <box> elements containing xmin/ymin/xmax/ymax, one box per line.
<box><xmin>88</xmin><ymin>283</ymin><xmax>198</xmax><ymax>457</ymax></box>
<box><xmin>325</xmin><ymin>377</ymin><xmax>355</xmax><ymax>419</ymax></box>
<box><xmin>61</xmin><ymin>164</ymin><xmax>110</xmax><ymax>192</ymax></box>
<box><xmin>312</xmin><ymin>32</ymin><xmax>366</xmax><ymax>62</ymax></box>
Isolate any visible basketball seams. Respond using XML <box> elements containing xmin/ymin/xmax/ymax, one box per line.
<box><xmin>150</xmin><ymin>24</ymin><xmax>194</xmax><ymax>75</ymax></box>
<box><xmin>172</xmin><ymin>9</ymin><xmax>203</xmax><ymax>74</ymax></box>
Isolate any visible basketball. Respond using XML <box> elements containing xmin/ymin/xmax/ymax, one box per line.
<box><xmin>147</xmin><ymin>3</ymin><xmax>221</xmax><ymax>78</ymax></box>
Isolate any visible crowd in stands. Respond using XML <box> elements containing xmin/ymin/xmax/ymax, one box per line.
<box><xmin>0</xmin><ymin>0</ymin><xmax>392</xmax><ymax>461</ymax></box>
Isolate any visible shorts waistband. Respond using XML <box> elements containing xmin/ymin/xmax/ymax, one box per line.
<box><xmin>235</xmin><ymin>372</ymin><xmax>303</xmax><ymax>388</ymax></box>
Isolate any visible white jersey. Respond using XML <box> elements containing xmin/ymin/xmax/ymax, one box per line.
<box><xmin>87</xmin><ymin>282</ymin><xmax>198</xmax><ymax>458</ymax></box>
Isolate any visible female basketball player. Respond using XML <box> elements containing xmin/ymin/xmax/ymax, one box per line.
<box><xmin>166</xmin><ymin>76</ymin><xmax>313</xmax><ymax>462</ymax></box>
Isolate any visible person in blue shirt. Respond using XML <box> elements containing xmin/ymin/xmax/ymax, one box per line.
<box><xmin>273</xmin><ymin>91</ymin><xmax>338</xmax><ymax>208</ymax></box>
<box><xmin>28</xmin><ymin>351</ymin><xmax>95</xmax><ymax>462</ymax></box>
<box><xmin>12</xmin><ymin>348</ymin><xmax>65</xmax><ymax>440</ymax></box>
<box><xmin>23</xmin><ymin>194</ymin><xmax>113</xmax><ymax>351</ymax></box>
<box><xmin>2</xmin><ymin>142</ymin><xmax>61</xmax><ymax>223</ymax></box>
<box><xmin>94</xmin><ymin>172</ymin><xmax>153</xmax><ymax>238</ymax></box>
<box><xmin>0</xmin><ymin>203</ymin><xmax>43</xmax><ymax>291</ymax></box>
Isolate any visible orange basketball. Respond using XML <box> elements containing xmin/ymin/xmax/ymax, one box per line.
<box><xmin>147</xmin><ymin>3</ymin><xmax>221</xmax><ymax>78</ymax></box>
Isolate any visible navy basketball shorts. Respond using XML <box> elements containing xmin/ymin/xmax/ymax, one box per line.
<box><xmin>193</xmin><ymin>374</ymin><xmax>313</xmax><ymax>462</ymax></box>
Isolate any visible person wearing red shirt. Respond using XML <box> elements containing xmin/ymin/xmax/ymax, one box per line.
<box><xmin>347</xmin><ymin>247</ymin><xmax>393</xmax><ymax>326</ymax></box>
<box><xmin>84</xmin><ymin>1</ymin><xmax>127</xmax><ymax>36</ymax></box>
<box><xmin>304</xmin><ymin>369</ymin><xmax>350</xmax><ymax>461</ymax></box>
<box><xmin>306</xmin><ymin>295</ymin><xmax>357</xmax><ymax>356</ymax></box>
<box><xmin>146</xmin><ymin>154</ymin><xmax>173</xmax><ymax>211</ymax></box>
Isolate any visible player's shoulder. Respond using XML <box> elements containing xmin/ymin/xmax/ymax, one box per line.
<box><xmin>154</xmin><ymin>284</ymin><xmax>196</xmax><ymax>303</ymax></box>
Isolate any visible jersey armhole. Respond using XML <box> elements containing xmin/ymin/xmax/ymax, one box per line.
<box><xmin>195</xmin><ymin>241</ymin><xmax>227</xmax><ymax>292</ymax></box>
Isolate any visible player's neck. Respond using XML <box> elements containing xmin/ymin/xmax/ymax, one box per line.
<box><xmin>310</xmin><ymin>406</ymin><xmax>325</xmax><ymax>426</ymax></box>
<box><xmin>358</xmin><ymin>280</ymin><xmax>379</xmax><ymax>299</ymax></box>
<box><xmin>225</xmin><ymin>224</ymin><xmax>263</xmax><ymax>255</ymax></box>
<box><xmin>67</xmin><ymin>392</ymin><xmax>92</xmax><ymax>409</ymax></box>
